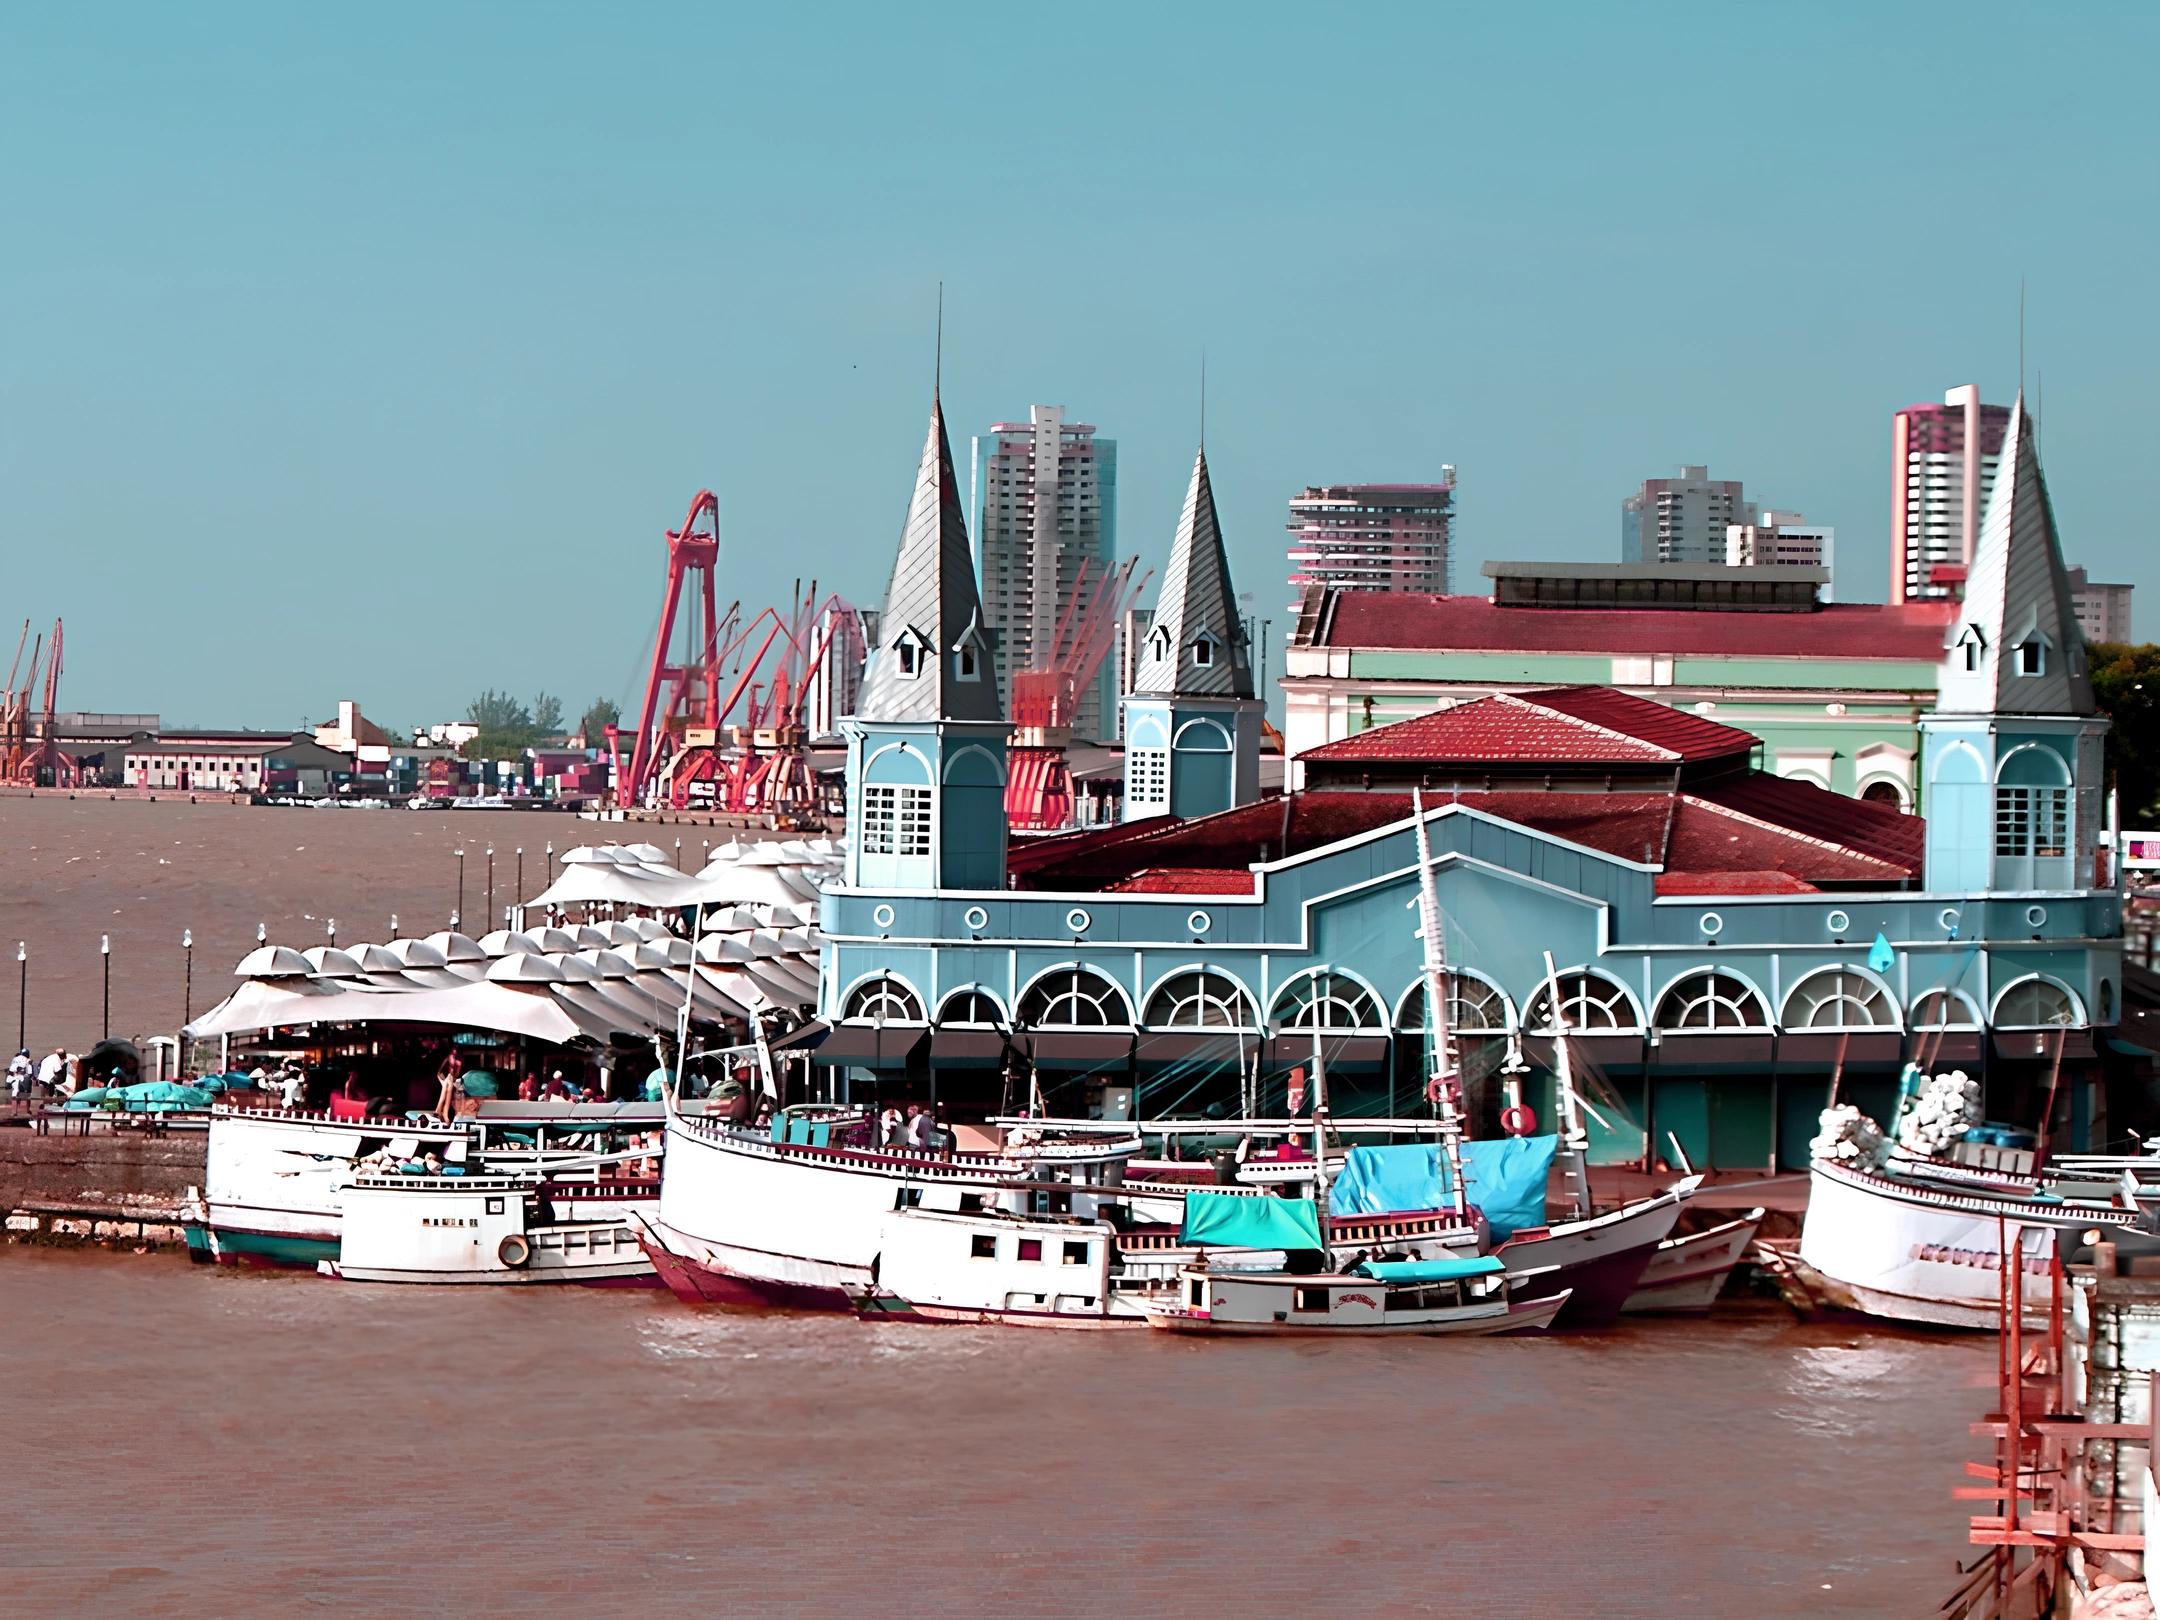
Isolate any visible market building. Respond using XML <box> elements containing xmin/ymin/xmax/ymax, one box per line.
<box><xmin>1282</xmin><ymin>561</ymin><xmax>1956</xmax><ymax>808</ymax></box>
<box><xmin>813</xmin><ymin>391</ymin><xmax>2125</xmax><ymax>1173</ymax></box>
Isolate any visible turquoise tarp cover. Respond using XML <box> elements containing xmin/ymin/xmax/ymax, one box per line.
<box><xmin>1180</xmin><ymin>1191</ymin><xmax>1325</xmax><ymax>1251</ymax></box>
<box><xmin>1329</xmin><ymin>1136</ymin><xmax>1558</xmax><ymax>1241</ymax></box>
<box><xmin>1351</xmin><ymin>1255</ymin><xmax>1504</xmax><ymax>1282</ymax></box>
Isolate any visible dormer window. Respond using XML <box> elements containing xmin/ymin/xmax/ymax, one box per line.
<box><xmin>1190</xmin><ymin>631</ymin><xmax>1220</xmax><ymax>668</ymax></box>
<box><xmin>2016</xmin><ymin>638</ymin><xmax>2046</xmax><ymax>677</ymax></box>
<box><xmin>1955</xmin><ymin>624</ymin><xmax>1986</xmax><ymax>673</ymax></box>
<box><xmin>955</xmin><ymin>643</ymin><xmax>980</xmax><ymax>681</ymax></box>
<box><xmin>894</xmin><ymin>638</ymin><xmax>923</xmax><ymax>679</ymax></box>
<box><xmin>1147</xmin><ymin>624</ymin><xmax>1172</xmax><ymax>661</ymax></box>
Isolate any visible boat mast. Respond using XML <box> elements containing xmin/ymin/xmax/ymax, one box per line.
<box><xmin>1309</xmin><ymin>1020</ymin><xmax>1331</xmax><ymax>1211</ymax></box>
<box><xmin>1410</xmin><ymin>789</ymin><xmax>1470</xmax><ymax>1220</ymax></box>
<box><xmin>1539</xmin><ymin>949</ymin><xmax>1594</xmax><ymax>1221</ymax></box>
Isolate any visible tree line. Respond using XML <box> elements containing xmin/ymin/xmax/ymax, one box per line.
<box><xmin>460</xmin><ymin>690</ymin><xmax>621</xmax><ymax>760</ymax></box>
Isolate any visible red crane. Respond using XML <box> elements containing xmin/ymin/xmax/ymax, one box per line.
<box><xmin>614</xmin><ymin>492</ymin><xmax>725</xmax><ymax>809</ymax></box>
<box><xmin>2</xmin><ymin>618</ymin><xmax>79</xmax><ymax>787</ymax></box>
<box><xmin>715</xmin><ymin>584</ymin><xmax>866</xmax><ymax>822</ymax></box>
<box><xmin>1005</xmin><ymin>556</ymin><xmax>1149</xmax><ymax>832</ymax></box>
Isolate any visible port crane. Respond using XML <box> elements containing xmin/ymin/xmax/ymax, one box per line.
<box><xmin>1</xmin><ymin>618</ymin><xmax>80</xmax><ymax>788</ymax></box>
<box><xmin>1005</xmin><ymin>556</ymin><xmax>1149</xmax><ymax>832</ymax></box>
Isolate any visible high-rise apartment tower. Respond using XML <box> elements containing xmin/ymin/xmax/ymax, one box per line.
<box><xmin>1891</xmin><ymin>385</ymin><xmax>2011</xmax><ymax>603</ymax></box>
<box><xmin>1621</xmin><ymin>466</ymin><xmax>1752</xmax><ymax>565</ymax></box>
<box><xmin>1285</xmin><ymin>476</ymin><xmax>1456</xmax><ymax>607</ymax></box>
<box><xmin>970</xmin><ymin>406</ymin><xmax>1118</xmax><ymax>741</ymax></box>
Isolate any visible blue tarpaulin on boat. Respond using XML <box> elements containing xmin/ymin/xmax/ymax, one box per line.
<box><xmin>1329</xmin><ymin>1136</ymin><xmax>1557</xmax><ymax>1241</ymax></box>
<box><xmin>1180</xmin><ymin>1191</ymin><xmax>1325</xmax><ymax>1251</ymax></box>
<box><xmin>1350</xmin><ymin>1255</ymin><xmax>1504</xmax><ymax>1282</ymax></box>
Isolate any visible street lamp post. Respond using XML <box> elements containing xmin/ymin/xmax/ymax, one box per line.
<box><xmin>15</xmin><ymin>943</ymin><xmax>25</xmax><ymax>1052</ymax></box>
<box><xmin>256</xmin><ymin>922</ymin><xmax>267</xmax><ymax>948</ymax></box>
<box><xmin>454</xmin><ymin>847</ymin><xmax>466</xmax><ymax>923</ymax></box>
<box><xmin>182</xmin><ymin>929</ymin><xmax>194</xmax><ymax>1025</ymax></box>
<box><xmin>515</xmin><ymin>847</ymin><xmax>525</xmax><ymax>902</ymax></box>
<box><xmin>101</xmin><ymin>934</ymin><xmax>111</xmax><ymax>1040</ymax></box>
<box><xmin>485</xmin><ymin>847</ymin><xmax>495</xmax><ymax>922</ymax></box>
<box><xmin>390</xmin><ymin>913</ymin><xmax>399</xmax><ymax>938</ymax></box>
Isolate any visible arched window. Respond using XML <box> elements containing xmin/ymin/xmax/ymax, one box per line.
<box><xmin>1859</xmin><ymin>780</ymin><xmax>1906</xmax><ymax>810</ymax></box>
<box><xmin>1911</xmin><ymin>989</ymin><xmax>1982</xmax><ymax>1030</ymax></box>
<box><xmin>1781</xmin><ymin>969</ymin><xmax>1897</xmax><ymax>1030</ymax></box>
<box><xmin>1398</xmin><ymin>974</ymin><xmax>1512</xmax><ymax>1035</ymax></box>
<box><xmin>1271</xmin><ymin>971</ymin><xmax>1383</xmax><ymax>1032</ymax></box>
<box><xmin>937</xmin><ymin>989</ymin><xmax>1004</xmax><ymax>1027</ymax></box>
<box><xmin>1017</xmin><ymin>967</ymin><xmax>1130</xmax><ymax>1029</ymax></box>
<box><xmin>1995</xmin><ymin>747</ymin><xmax>2070</xmax><ymax>860</ymax></box>
<box><xmin>1993</xmin><ymin>977</ymin><xmax>2081</xmax><ymax>1029</ymax></box>
<box><xmin>1144</xmin><ymin>970</ymin><xmax>1258</xmax><ymax>1030</ymax></box>
<box><xmin>1523</xmin><ymin>973</ymin><xmax>1640</xmax><ymax>1033</ymax></box>
<box><xmin>844</xmin><ymin>975</ymin><xmax>924</xmax><ymax>1025</ymax></box>
<box><xmin>1655</xmin><ymin>971</ymin><xmax>1770</xmax><ymax>1032</ymax></box>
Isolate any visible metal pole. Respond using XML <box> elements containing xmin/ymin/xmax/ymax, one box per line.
<box><xmin>182</xmin><ymin>929</ymin><xmax>193</xmax><ymax>1024</ymax></box>
<box><xmin>485</xmin><ymin>847</ymin><xmax>495</xmax><ymax>919</ymax></box>
<box><xmin>15</xmin><ymin>943</ymin><xmax>25</xmax><ymax>1052</ymax></box>
<box><xmin>101</xmin><ymin>934</ymin><xmax>111</xmax><ymax>1040</ymax></box>
<box><xmin>455</xmin><ymin>848</ymin><xmax>466</xmax><ymax>923</ymax></box>
<box><xmin>515</xmin><ymin>848</ymin><xmax>524</xmax><ymax>901</ymax></box>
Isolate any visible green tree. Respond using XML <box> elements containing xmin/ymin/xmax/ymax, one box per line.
<box><xmin>2090</xmin><ymin>642</ymin><xmax>2160</xmax><ymax>823</ymax></box>
<box><xmin>577</xmin><ymin>696</ymin><xmax>622</xmax><ymax>746</ymax></box>
<box><xmin>462</xmin><ymin>687</ymin><xmax>537</xmax><ymax>760</ymax></box>
<box><xmin>532</xmin><ymin>692</ymin><xmax>565</xmax><ymax>737</ymax></box>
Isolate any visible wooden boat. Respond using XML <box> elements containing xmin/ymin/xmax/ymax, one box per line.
<box><xmin>184</xmin><ymin>1100</ymin><xmax>665</xmax><ymax>1268</ymax></box>
<box><xmin>1141</xmin><ymin>1255</ymin><xmax>1567</xmax><ymax>1338</ymax></box>
<box><xmin>1621</xmin><ymin>1209</ymin><xmax>1764</xmax><ymax>1314</ymax></box>
<box><xmin>319</xmin><ymin>1158</ymin><xmax>660</xmax><ymax>1286</ymax></box>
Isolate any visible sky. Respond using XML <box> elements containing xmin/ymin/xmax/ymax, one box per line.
<box><xmin>3</xmin><ymin>4</ymin><xmax>2156</xmax><ymax>731</ymax></box>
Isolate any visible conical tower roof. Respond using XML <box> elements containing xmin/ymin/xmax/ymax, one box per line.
<box><xmin>1941</xmin><ymin>395</ymin><xmax>2094</xmax><ymax>717</ymax></box>
<box><xmin>857</xmin><ymin>394</ymin><xmax>1003</xmax><ymax>725</ymax></box>
<box><xmin>1133</xmin><ymin>447</ymin><xmax>1252</xmax><ymax>699</ymax></box>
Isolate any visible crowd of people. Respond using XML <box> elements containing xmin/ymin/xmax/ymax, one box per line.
<box><xmin>876</xmin><ymin>1100</ymin><xmax>950</xmax><ymax>1155</ymax></box>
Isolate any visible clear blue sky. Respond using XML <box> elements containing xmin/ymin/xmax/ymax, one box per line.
<box><xmin>4</xmin><ymin>4</ymin><xmax>2155</xmax><ymax>729</ymax></box>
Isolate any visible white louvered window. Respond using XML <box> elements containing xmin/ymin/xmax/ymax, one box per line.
<box><xmin>862</xmin><ymin>786</ymin><xmax>897</xmax><ymax>854</ymax></box>
<box><xmin>896</xmin><ymin>786</ymin><xmax>932</xmax><ymax>856</ymax></box>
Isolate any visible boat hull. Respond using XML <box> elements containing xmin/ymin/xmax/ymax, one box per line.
<box><xmin>324</xmin><ymin>1260</ymin><xmax>659</xmax><ymax>1287</ymax></box>
<box><xmin>1622</xmin><ymin>1211</ymin><xmax>1765</xmax><ymax>1315</ymax></box>
<box><xmin>1796</xmin><ymin>1159</ymin><xmax>2115</xmax><ymax>1330</ymax></box>
<box><xmin>1498</xmin><ymin>1182</ymin><xmax>1692</xmax><ymax>1327</ymax></box>
<box><xmin>1144</xmin><ymin>1293</ymin><xmax>1566</xmax><ymax>1338</ymax></box>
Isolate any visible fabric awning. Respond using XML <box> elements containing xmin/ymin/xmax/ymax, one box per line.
<box><xmin>1992</xmin><ymin>1029</ymin><xmax>2096</xmax><ymax>1062</ymax></box>
<box><xmin>812</xmin><ymin>1024</ymin><xmax>927</xmax><ymax>1067</ymax></box>
<box><xmin>1776</xmin><ymin>1031</ymin><xmax>1906</xmax><ymax>1067</ymax></box>
<box><xmin>929</xmin><ymin>1028</ymin><xmax>1008</xmax><ymax>1069</ymax></box>
<box><xmin>1262</xmin><ymin>1034</ymin><xmax>1390</xmax><ymax>1072</ymax></box>
<box><xmin>1652</xmin><ymin>1033</ymin><xmax>1776</xmax><ymax>1067</ymax></box>
<box><xmin>1023</xmin><ymin>1031</ymin><xmax>1134</xmax><ymax>1070</ymax></box>
<box><xmin>1180</xmin><ymin>1191</ymin><xmax>1323</xmax><ymax>1250</ymax></box>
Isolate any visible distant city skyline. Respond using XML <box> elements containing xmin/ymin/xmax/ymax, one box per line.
<box><xmin>4</xmin><ymin>6</ymin><xmax>2156</xmax><ymax>726</ymax></box>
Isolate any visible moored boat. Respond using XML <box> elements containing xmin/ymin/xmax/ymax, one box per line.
<box><xmin>1621</xmin><ymin>1209</ymin><xmax>1765</xmax><ymax>1314</ymax></box>
<box><xmin>321</xmin><ymin>1163</ymin><xmax>659</xmax><ymax>1286</ymax></box>
<box><xmin>1141</xmin><ymin>1255</ymin><xmax>1567</xmax><ymax>1338</ymax></box>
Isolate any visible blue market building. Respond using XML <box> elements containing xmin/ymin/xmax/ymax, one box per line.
<box><xmin>811</xmin><ymin>389</ymin><xmax>2129</xmax><ymax>1170</ymax></box>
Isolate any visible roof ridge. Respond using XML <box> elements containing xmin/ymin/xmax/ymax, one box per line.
<box><xmin>1501</xmin><ymin>691</ymin><xmax>1682</xmax><ymax>761</ymax></box>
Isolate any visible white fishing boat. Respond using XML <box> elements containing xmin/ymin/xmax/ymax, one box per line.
<box><xmin>1621</xmin><ymin>1210</ymin><xmax>1765</xmax><ymax>1314</ymax></box>
<box><xmin>1141</xmin><ymin>1255</ymin><xmax>1568</xmax><ymax>1338</ymax></box>
<box><xmin>321</xmin><ymin>1160</ymin><xmax>658</xmax><ymax>1286</ymax></box>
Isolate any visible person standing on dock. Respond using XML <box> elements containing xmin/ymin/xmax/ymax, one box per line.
<box><xmin>7</xmin><ymin>1049</ymin><xmax>31</xmax><ymax>1101</ymax></box>
<box><xmin>37</xmin><ymin>1048</ymin><xmax>66</xmax><ymax>1096</ymax></box>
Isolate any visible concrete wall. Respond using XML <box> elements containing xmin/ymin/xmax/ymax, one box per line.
<box><xmin>0</xmin><ymin>1128</ymin><xmax>204</xmax><ymax>1221</ymax></box>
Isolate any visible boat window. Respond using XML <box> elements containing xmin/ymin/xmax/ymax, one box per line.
<box><xmin>1063</xmin><ymin>1242</ymin><xmax>1089</xmax><ymax>1266</ymax></box>
<box><xmin>1187</xmin><ymin>1277</ymin><xmax>1205</xmax><ymax>1308</ymax></box>
<box><xmin>894</xmin><ymin>1187</ymin><xmax>923</xmax><ymax>1210</ymax></box>
<box><xmin>958</xmin><ymin>1193</ymin><xmax>985</xmax><ymax>1212</ymax></box>
<box><xmin>969</xmin><ymin>1234</ymin><xmax>997</xmax><ymax>1259</ymax></box>
<box><xmin>486</xmin><ymin>1196</ymin><xmax>505</xmax><ymax>1216</ymax></box>
<box><xmin>1293</xmin><ymin>1286</ymin><xmax>1330</xmax><ymax>1313</ymax></box>
<box><xmin>1018</xmin><ymin>1238</ymin><xmax>1043</xmax><ymax>1262</ymax></box>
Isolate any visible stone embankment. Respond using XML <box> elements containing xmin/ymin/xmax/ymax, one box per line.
<box><xmin>0</xmin><ymin>1121</ymin><xmax>204</xmax><ymax>1247</ymax></box>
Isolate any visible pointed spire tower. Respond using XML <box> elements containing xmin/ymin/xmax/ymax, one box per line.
<box><xmin>843</xmin><ymin>389</ymin><xmax>1012</xmax><ymax>892</ymax></box>
<box><xmin>1121</xmin><ymin>446</ymin><xmax>1264</xmax><ymax>821</ymax></box>
<box><xmin>1920</xmin><ymin>393</ymin><xmax>2110</xmax><ymax>894</ymax></box>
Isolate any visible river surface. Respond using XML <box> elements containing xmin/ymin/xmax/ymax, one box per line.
<box><xmin>3</xmin><ymin>1249</ymin><xmax>1988</xmax><ymax>1617</ymax></box>
<box><xmin>0</xmin><ymin>796</ymin><xmax>723</xmax><ymax>1054</ymax></box>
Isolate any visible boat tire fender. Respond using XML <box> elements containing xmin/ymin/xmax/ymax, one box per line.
<box><xmin>498</xmin><ymin>1233</ymin><xmax>532</xmax><ymax>1268</ymax></box>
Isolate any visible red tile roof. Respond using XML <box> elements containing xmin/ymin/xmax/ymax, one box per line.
<box><xmin>1655</xmin><ymin>870</ymin><xmax>1821</xmax><ymax>896</ymax></box>
<box><xmin>1313</xmin><ymin>592</ymin><xmax>1957</xmax><ymax>661</ymax></box>
<box><xmin>1010</xmin><ymin>782</ymin><xmax>1923</xmax><ymax>895</ymax></box>
<box><xmin>1298</xmin><ymin>687</ymin><xmax>1755</xmax><ymax>768</ymax></box>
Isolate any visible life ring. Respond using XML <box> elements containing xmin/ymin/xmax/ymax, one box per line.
<box><xmin>1500</xmin><ymin>1104</ymin><xmax>1539</xmax><ymax>1137</ymax></box>
<box><xmin>497</xmin><ymin>1233</ymin><xmax>532</xmax><ymax>1268</ymax></box>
